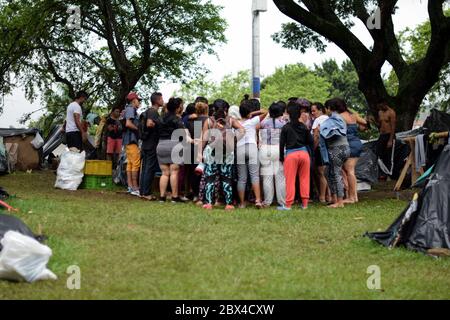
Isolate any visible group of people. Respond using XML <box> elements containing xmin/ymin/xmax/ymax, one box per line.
<box><xmin>64</xmin><ymin>90</ymin><xmax>397</xmax><ymax>211</ymax></box>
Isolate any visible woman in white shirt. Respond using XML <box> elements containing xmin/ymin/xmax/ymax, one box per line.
<box><xmin>236</xmin><ymin>100</ymin><xmax>267</xmax><ymax>209</ymax></box>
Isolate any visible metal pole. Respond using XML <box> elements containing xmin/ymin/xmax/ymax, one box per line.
<box><xmin>252</xmin><ymin>10</ymin><xmax>261</xmax><ymax>99</ymax></box>
<box><xmin>252</xmin><ymin>0</ymin><xmax>266</xmax><ymax>100</ymax></box>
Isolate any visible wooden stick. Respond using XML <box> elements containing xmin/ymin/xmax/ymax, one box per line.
<box><xmin>394</xmin><ymin>154</ymin><xmax>412</xmax><ymax>191</ymax></box>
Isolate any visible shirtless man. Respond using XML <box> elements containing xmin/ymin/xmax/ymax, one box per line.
<box><xmin>375</xmin><ymin>102</ymin><xmax>397</xmax><ymax>174</ymax></box>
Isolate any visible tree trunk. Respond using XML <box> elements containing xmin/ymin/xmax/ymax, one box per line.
<box><xmin>110</xmin><ymin>75</ymin><xmax>140</xmax><ymax>111</ymax></box>
<box><xmin>393</xmin><ymin>95</ymin><xmax>422</xmax><ymax>132</ymax></box>
<box><xmin>358</xmin><ymin>68</ymin><xmax>421</xmax><ymax>132</ymax></box>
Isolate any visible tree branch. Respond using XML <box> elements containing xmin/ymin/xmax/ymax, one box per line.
<box><xmin>40</xmin><ymin>47</ymin><xmax>75</xmax><ymax>99</ymax></box>
<box><xmin>129</xmin><ymin>0</ymin><xmax>151</xmax><ymax>69</ymax></box>
<box><xmin>273</xmin><ymin>0</ymin><xmax>372</xmax><ymax>69</ymax></box>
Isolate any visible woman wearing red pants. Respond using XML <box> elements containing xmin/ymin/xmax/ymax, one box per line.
<box><xmin>278</xmin><ymin>101</ymin><xmax>313</xmax><ymax>211</ymax></box>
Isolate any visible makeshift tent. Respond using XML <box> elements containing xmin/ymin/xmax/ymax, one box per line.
<box><xmin>42</xmin><ymin>124</ymin><xmax>97</xmax><ymax>163</ymax></box>
<box><xmin>423</xmin><ymin>108</ymin><xmax>450</xmax><ymax>132</ymax></box>
<box><xmin>361</xmin><ymin>139</ymin><xmax>410</xmax><ymax>182</ymax></box>
<box><xmin>366</xmin><ymin>144</ymin><xmax>450</xmax><ymax>253</ymax></box>
<box><xmin>0</xmin><ymin>137</ymin><xmax>7</xmax><ymax>175</ymax></box>
<box><xmin>42</xmin><ymin>125</ymin><xmax>64</xmax><ymax>158</ymax></box>
<box><xmin>0</xmin><ymin>128</ymin><xmax>41</xmax><ymax>171</ymax></box>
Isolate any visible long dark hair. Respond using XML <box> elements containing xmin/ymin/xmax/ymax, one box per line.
<box><xmin>287</xmin><ymin>101</ymin><xmax>301</xmax><ymax>125</ymax></box>
<box><xmin>269</xmin><ymin>102</ymin><xmax>285</xmax><ymax>127</ymax></box>
<box><xmin>167</xmin><ymin>97</ymin><xmax>183</xmax><ymax>113</ymax></box>
<box><xmin>325</xmin><ymin>98</ymin><xmax>349</xmax><ymax>114</ymax></box>
<box><xmin>212</xmin><ymin>99</ymin><xmax>230</xmax><ymax>123</ymax></box>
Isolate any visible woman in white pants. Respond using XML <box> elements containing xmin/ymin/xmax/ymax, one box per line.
<box><xmin>259</xmin><ymin>102</ymin><xmax>287</xmax><ymax>207</ymax></box>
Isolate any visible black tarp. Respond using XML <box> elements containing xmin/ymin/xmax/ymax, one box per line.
<box><xmin>366</xmin><ymin>144</ymin><xmax>450</xmax><ymax>252</ymax></box>
<box><xmin>42</xmin><ymin>125</ymin><xmax>64</xmax><ymax>158</ymax></box>
<box><xmin>355</xmin><ymin>144</ymin><xmax>378</xmax><ymax>184</ymax></box>
<box><xmin>0</xmin><ymin>214</ymin><xmax>42</xmax><ymax>251</ymax></box>
<box><xmin>423</xmin><ymin>109</ymin><xmax>450</xmax><ymax>133</ymax></box>
<box><xmin>0</xmin><ymin>128</ymin><xmax>38</xmax><ymax>137</ymax></box>
<box><xmin>0</xmin><ymin>137</ymin><xmax>7</xmax><ymax>175</ymax></box>
<box><xmin>364</xmin><ymin>139</ymin><xmax>410</xmax><ymax>181</ymax></box>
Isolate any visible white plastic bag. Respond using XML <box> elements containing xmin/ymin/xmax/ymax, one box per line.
<box><xmin>55</xmin><ymin>149</ymin><xmax>86</xmax><ymax>190</ymax></box>
<box><xmin>0</xmin><ymin>231</ymin><xmax>57</xmax><ymax>283</ymax></box>
<box><xmin>30</xmin><ymin>132</ymin><xmax>45</xmax><ymax>149</ymax></box>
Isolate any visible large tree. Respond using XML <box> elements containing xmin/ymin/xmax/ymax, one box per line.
<box><xmin>0</xmin><ymin>0</ymin><xmax>226</xmax><ymax>113</ymax></box>
<box><xmin>272</xmin><ymin>0</ymin><xmax>450</xmax><ymax>131</ymax></box>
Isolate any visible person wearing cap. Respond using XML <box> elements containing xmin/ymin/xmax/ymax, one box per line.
<box><xmin>123</xmin><ymin>92</ymin><xmax>142</xmax><ymax>196</ymax></box>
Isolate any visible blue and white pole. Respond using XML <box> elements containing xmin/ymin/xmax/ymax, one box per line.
<box><xmin>252</xmin><ymin>0</ymin><xmax>267</xmax><ymax>100</ymax></box>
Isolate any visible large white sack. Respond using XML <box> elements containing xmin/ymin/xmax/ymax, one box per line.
<box><xmin>0</xmin><ymin>231</ymin><xmax>57</xmax><ymax>283</ymax></box>
<box><xmin>55</xmin><ymin>149</ymin><xmax>85</xmax><ymax>191</ymax></box>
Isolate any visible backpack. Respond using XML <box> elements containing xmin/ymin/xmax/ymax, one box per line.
<box><xmin>138</xmin><ymin>110</ymin><xmax>150</xmax><ymax>141</ymax></box>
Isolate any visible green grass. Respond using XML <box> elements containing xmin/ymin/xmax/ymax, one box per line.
<box><xmin>0</xmin><ymin>171</ymin><xmax>449</xmax><ymax>300</ymax></box>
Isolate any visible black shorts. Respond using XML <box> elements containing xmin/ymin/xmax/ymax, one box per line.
<box><xmin>66</xmin><ymin>131</ymin><xmax>83</xmax><ymax>151</ymax></box>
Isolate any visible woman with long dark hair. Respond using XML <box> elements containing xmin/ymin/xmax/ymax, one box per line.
<box><xmin>322</xmin><ymin>99</ymin><xmax>351</xmax><ymax>208</ymax></box>
<box><xmin>197</xmin><ymin>99</ymin><xmax>245</xmax><ymax>210</ymax></box>
<box><xmin>329</xmin><ymin>98</ymin><xmax>367</xmax><ymax>203</ymax></box>
<box><xmin>156</xmin><ymin>97</ymin><xmax>192</xmax><ymax>203</ymax></box>
<box><xmin>278</xmin><ymin>101</ymin><xmax>313</xmax><ymax>211</ymax></box>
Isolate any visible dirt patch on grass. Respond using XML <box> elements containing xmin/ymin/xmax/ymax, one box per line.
<box><xmin>359</xmin><ymin>181</ymin><xmax>418</xmax><ymax>202</ymax></box>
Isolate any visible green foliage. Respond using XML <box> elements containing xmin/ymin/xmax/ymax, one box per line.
<box><xmin>387</xmin><ymin>9</ymin><xmax>450</xmax><ymax>112</ymax></box>
<box><xmin>314</xmin><ymin>59</ymin><xmax>368</xmax><ymax>114</ymax></box>
<box><xmin>177</xmin><ymin>61</ymin><xmax>367</xmax><ymax>112</ymax></box>
<box><xmin>0</xmin><ymin>0</ymin><xmax>226</xmax><ymax>115</ymax></box>
<box><xmin>261</xmin><ymin>64</ymin><xmax>330</xmax><ymax>107</ymax></box>
<box><xmin>213</xmin><ymin>71</ymin><xmax>252</xmax><ymax>106</ymax></box>
<box><xmin>272</xmin><ymin>23</ymin><xmax>327</xmax><ymax>53</ymax></box>
<box><xmin>176</xmin><ymin>70</ymin><xmax>251</xmax><ymax>106</ymax></box>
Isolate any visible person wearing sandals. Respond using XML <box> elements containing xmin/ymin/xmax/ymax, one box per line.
<box><xmin>156</xmin><ymin>97</ymin><xmax>193</xmax><ymax>203</ymax></box>
<box><xmin>278</xmin><ymin>101</ymin><xmax>313</xmax><ymax>211</ymax></box>
<box><xmin>259</xmin><ymin>102</ymin><xmax>287</xmax><ymax>208</ymax></box>
<box><xmin>236</xmin><ymin>100</ymin><xmax>268</xmax><ymax>209</ymax></box>
<box><xmin>197</xmin><ymin>99</ymin><xmax>245</xmax><ymax>211</ymax></box>
<box><xmin>311</xmin><ymin>102</ymin><xmax>331</xmax><ymax>204</ymax></box>
<box><xmin>320</xmin><ymin>99</ymin><xmax>351</xmax><ymax>208</ymax></box>
<box><xmin>331</xmin><ymin>98</ymin><xmax>368</xmax><ymax>204</ymax></box>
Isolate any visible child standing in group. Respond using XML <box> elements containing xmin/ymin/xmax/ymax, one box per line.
<box><xmin>236</xmin><ymin>100</ymin><xmax>267</xmax><ymax>209</ymax></box>
<box><xmin>279</xmin><ymin>101</ymin><xmax>313</xmax><ymax>211</ymax></box>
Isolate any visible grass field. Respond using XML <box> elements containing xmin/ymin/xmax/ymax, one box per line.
<box><xmin>0</xmin><ymin>171</ymin><xmax>449</xmax><ymax>300</ymax></box>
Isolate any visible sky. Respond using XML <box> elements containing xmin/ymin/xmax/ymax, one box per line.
<box><xmin>0</xmin><ymin>0</ymin><xmax>430</xmax><ymax>128</ymax></box>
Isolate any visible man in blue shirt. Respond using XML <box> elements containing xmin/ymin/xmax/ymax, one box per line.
<box><xmin>123</xmin><ymin>92</ymin><xmax>142</xmax><ymax>196</ymax></box>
